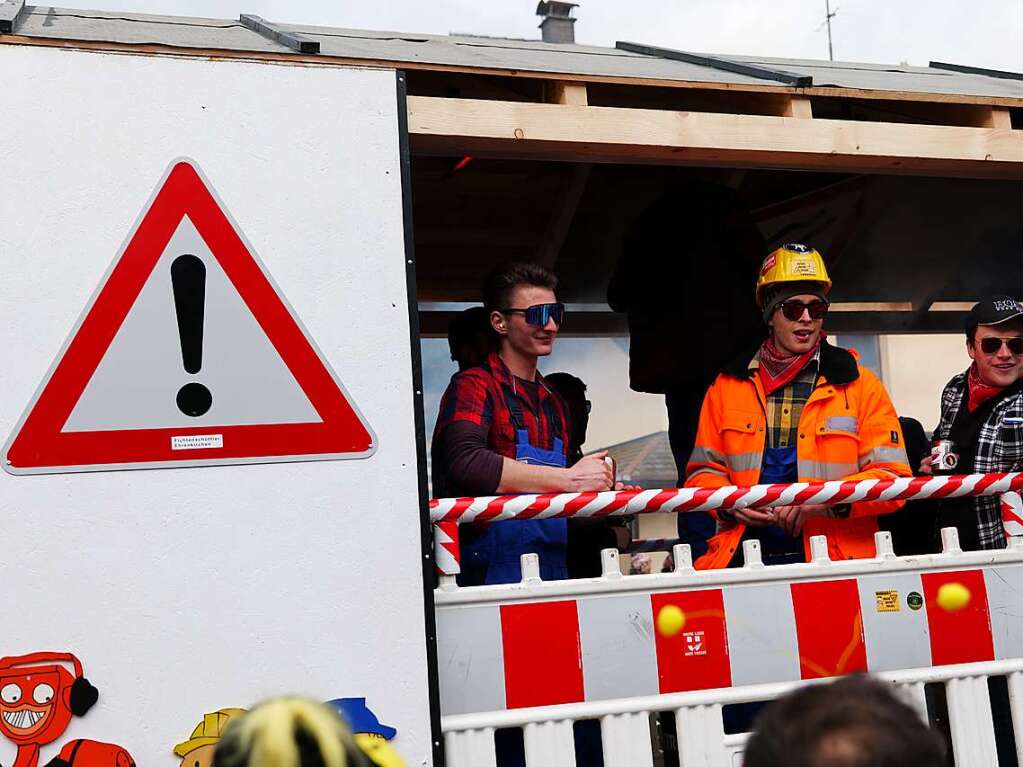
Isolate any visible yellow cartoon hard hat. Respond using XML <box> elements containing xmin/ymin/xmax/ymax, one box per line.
<box><xmin>755</xmin><ymin>243</ymin><xmax>832</xmax><ymax>307</ymax></box>
<box><xmin>173</xmin><ymin>708</ymin><xmax>248</xmax><ymax>756</ymax></box>
<box><xmin>356</xmin><ymin>733</ymin><xmax>406</xmax><ymax>767</ymax></box>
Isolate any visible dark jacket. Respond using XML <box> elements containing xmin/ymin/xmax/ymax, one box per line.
<box><xmin>607</xmin><ymin>183</ymin><xmax>766</xmax><ymax>393</ymax></box>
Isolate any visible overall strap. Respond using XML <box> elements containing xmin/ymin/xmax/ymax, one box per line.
<box><xmin>541</xmin><ymin>390</ymin><xmax>564</xmax><ymax>441</ymax></box>
<box><xmin>500</xmin><ymin>382</ymin><xmax>528</xmax><ymax>432</ymax></box>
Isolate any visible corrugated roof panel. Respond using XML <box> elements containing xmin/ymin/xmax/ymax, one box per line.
<box><xmin>276</xmin><ymin>23</ymin><xmax>771</xmax><ymax>85</ymax></box>
<box><xmin>15</xmin><ymin>6</ymin><xmax>289</xmax><ymax>53</ymax></box>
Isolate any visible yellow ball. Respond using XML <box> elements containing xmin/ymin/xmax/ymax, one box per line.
<box><xmin>937</xmin><ymin>582</ymin><xmax>971</xmax><ymax>612</ymax></box>
<box><xmin>657</xmin><ymin>605</ymin><xmax>686</xmax><ymax>637</ymax></box>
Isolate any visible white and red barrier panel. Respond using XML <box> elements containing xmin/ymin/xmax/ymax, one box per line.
<box><xmin>436</xmin><ymin>559</ymin><xmax>1023</xmax><ymax>717</ymax></box>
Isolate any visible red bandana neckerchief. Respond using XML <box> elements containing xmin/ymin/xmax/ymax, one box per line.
<box><xmin>757</xmin><ymin>335</ymin><xmax>823</xmax><ymax>397</ymax></box>
<box><xmin>967</xmin><ymin>363</ymin><xmax>1008</xmax><ymax>413</ymax></box>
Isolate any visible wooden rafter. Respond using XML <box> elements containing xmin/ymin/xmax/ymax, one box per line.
<box><xmin>536</xmin><ymin>163</ymin><xmax>591</xmax><ymax>267</ymax></box>
<box><xmin>408</xmin><ymin>96</ymin><xmax>1023</xmax><ymax>178</ymax></box>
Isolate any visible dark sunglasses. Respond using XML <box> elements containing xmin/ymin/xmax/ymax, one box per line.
<box><xmin>979</xmin><ymin>336</ymin><xmax>1023</xmax><ymax>355</ymax></box>
<box><xmin>502</xmin><ymin>302</ymin><xmax>566</xmax><ymax>327</ymax></box>
<box><xmin>778</xmin><ymin>299</ymin><xmax>830</xmax><ymax>321</ymax></box>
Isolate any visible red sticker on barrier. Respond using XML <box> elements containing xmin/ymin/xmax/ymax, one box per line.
<box><xmin>922</xmin><ymin>569</ymin><xmax>994</xmax><ymax>666</ymax></box>
<box><xmin>792</xmin><ymin>579</ymin><xmax>867</xmax><ymax>679</ymax></box>
<box><xmin>651</xmin><ymin>589</ymin><xmax>731</xmax><ymax>693</ymax></box>
<box><xmin>500</xmin><ymin>601</ymin><xmax>584</xmax><ymax>709</ymax></box>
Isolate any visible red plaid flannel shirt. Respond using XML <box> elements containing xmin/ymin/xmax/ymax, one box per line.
<box><xmin>434</xmin><ymin>352</ymin><xmax>570</xmax><ymax>462</ymax></box>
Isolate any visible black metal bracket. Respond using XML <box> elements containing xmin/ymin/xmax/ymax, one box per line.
<box><xmin>239</xmin><ymin>14</ymin><xmax>320</xmax><ymax>54</ymax></box>
<box><xmin>0</xmin><ymin>0</ymin><xmax>26</xmax><ymax>34</ymax></box>
<box><xmin>930</xmin><ymin>61</ymin><xmax>1023</xmax><ymax>83</ymax></box>
<box><xmin>616</xmin><ymin>41</ymin><xmax>813</xmax><ymax>88</ymax></box>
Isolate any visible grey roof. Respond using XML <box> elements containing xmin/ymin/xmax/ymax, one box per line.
<box><xmin>9</xmin><ymin>6</ymin><xmax>1023</xmax><ymax>101</ymax></box>
<box><xmin>730</xmin><ymin>54</ymin><xmax>1023</xmax><ymax>99</ymax></box>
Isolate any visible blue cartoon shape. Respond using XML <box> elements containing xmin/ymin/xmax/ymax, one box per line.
<box><xmin>326</xmin><ymin>698</ymin><xmax>397</xmax><ymax>740</ymax></box>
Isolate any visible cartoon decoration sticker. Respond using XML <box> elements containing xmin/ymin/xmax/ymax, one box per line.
<box><xmin>173</xmin><ymin>708</ymin><xmax>247</xmax><ymax>767</ymax></box>
<box><xmin>0</xmin><ymin>652</ymin><xmax>135</xmax><ymax>767</ymax></box>
<box><xmin>326</xmin><ymin>698</ymin><xmax>404</xmax><ymax>767</ymax></box>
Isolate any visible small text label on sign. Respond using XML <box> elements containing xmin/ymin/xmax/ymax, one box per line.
<box><xmin>171</xmin><ymin>434</ymin><xmax>224</xmax><ymax>451</ymax></box>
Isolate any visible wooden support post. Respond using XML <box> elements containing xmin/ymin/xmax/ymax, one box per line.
<box><xmin>989</xmin><ymin>108</ymin><xmax>1013</xmax><ymax>130</ymax></box>
<box><xmin>784</xmin><ymin>96</ymin><xmax>814</xmax><ymax>119</ymax></box>
<box><xmin>548</xmin><ymin>81</ymin><xmax>588</xmax><ymax>106</ymax></box>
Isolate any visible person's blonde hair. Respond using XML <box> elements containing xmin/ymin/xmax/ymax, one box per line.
<box><xmin>213</xmin><ymin>697</ymin><xmax>364</xmax><ymax>767</ymax></box>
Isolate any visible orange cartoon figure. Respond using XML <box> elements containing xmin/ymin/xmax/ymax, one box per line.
<box><xmin>0</xmin><ymin>652</ymin><xmax>134</xmax><ymax>767</ymax></box>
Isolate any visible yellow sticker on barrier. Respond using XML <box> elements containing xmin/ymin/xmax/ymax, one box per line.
<box><xmin>875</xmin><ymin>590</ymin><xmax>900</xmax><ymax>612</ymax></box>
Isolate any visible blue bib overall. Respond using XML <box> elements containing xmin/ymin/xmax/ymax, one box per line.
<box><xmin>463</xmin><ymin>384</ymin><xmax>569</xmax><ymax>585</ymax></box>
<box><xmin>743</xmin><ymin>445</ymin><xmax>806</xmax><ymax>565</ymax></box>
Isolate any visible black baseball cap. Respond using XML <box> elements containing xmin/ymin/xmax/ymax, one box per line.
<box><xmin>965</xmin><ymin>295</ymin><xmax>1023</xmax><ymax>337</ymax></box>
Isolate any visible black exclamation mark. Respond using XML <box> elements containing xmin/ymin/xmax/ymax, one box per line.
<box><xmin>171</xmin><ymin>254</ymin><xmax>213</xmax><ymax>417</ymax></box>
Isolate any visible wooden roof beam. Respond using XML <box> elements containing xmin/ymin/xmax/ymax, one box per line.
<box><xmin>0</xmin><ymin>0</ymin><xmax>26</xmax><ymax>34</ymax></box>
<box><xmin>238</xmin><ymin>14</ymin><xmax>320</xmax><ymax>54</ymax></box>
<box><xmin>930</xmin><ymin>61</ymin><xmax>1023</xmax><ymax>82</ymax></box>
<box><xmin>617</xmin><ymin>41</ymin><xmax>813</xmax><ymax>88</ymax></box>
<box><xmin>407</xmin><ymin>96</ymin><xmax>1023</xmax><ymax>179</ymax></box>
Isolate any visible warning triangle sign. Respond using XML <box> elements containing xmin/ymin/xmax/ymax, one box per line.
<box><xmin>4</xmin><ymin>159</ymin><xmax>375</xmax><ymax>474</ymax></box>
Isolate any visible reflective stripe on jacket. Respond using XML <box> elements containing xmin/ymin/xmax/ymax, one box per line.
<box><xmin>685</xmin><ymin>341</ymin><xmax>911</xmax><ymax>569</ymax></box>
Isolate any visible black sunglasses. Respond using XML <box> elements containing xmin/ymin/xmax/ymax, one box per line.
<box><xmin>778</xmin><ymin>299</ymin><xmax>829</xmax><ymax>321</ymax></box>
<box><xmin>979</xmin><ymin>336</ymin><xmax>1023</xmax><ymax>355</ymax></box>
<box><xmin>501</xmin><ymin>302</ymin><xmax>566</xmax><ymax>327</ymax></box>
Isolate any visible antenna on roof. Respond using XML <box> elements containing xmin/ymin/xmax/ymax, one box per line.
<box><xmin>536</xmin><ymin>1</ymin><xmax>578</xmax><ymax>44</ymax></box>
<box><xmin>822</xmin><ymin>0</ymin><xmax>838</xmax><ymax>61</ymax></box>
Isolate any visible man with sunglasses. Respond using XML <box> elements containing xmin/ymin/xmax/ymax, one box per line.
<box><xmin>431</xmin><ymin>261</ymin><xmax>614</xmax><ymax>585</ymax></box>
<box><xmin>685</xmin><ymin>244</ymin><xmax>910</xmax><ymax>568</ymax></box>
<box><xmin>920</xmin><ymin>296</ymin><xmax>1023</xmax><ymax>550</ymax></box>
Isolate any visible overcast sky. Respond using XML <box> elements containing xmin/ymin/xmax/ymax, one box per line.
<box><xmin>53</xmin><ymin>0</ymin><xmax>1023</xmax><ymax>70</ymax></box>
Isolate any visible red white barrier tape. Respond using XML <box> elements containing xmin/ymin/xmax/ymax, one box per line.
<box><xmin>429</xmin><ymin>472</ymin><xmax>1023</xmax><ymax>524</ymax></box>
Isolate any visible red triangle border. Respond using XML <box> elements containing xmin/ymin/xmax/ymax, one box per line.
<box><xmin>4</xmin><ymin>159</ymin><xmax>375</xmax><ymax>474</ymax></box>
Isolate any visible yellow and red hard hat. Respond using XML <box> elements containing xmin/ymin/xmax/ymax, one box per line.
<box><xmin>755</xmin><ymin>243</ymin><xmax>832</xmax><ymax>307</ymax></box>
<box><xmin>173</xmin><ymin>708</ymin><xmax>248</xmax><ymax>756</ymax></box>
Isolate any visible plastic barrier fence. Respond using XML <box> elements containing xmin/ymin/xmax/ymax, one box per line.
<box><xmin>431</xmin><ymin>472</ymin><xmax>1023</xmax><ymax>575</ymax></box>
<box><xmin>436</xmin><ymin>531</ymin><xmax>1023</xmax><ymax>767</ymax></box>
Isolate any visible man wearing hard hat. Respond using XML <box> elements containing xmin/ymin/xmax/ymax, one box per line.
<box><xmin>685</xmin><ymin>244</ymin><xmax>911</xmax><ymax>568</ymax></box>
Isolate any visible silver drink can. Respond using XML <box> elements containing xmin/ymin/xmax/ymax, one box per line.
<box><xmin>931</xmin><ymin>439</ymin><xmax>959</xmax><ymax>475</ymax></box>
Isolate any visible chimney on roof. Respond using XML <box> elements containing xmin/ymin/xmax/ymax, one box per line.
<box><xmin>536</xmin><ymin>1</ymin><xmax>578</xmax><ymax>44</ymax></box>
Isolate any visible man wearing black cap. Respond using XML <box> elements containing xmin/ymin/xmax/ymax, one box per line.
<box><xmin>921</xmin><ymin>296</ymin><xmax>1023</xmax><ymax>550</ymax></box>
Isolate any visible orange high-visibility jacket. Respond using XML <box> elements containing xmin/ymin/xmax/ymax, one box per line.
<box><xmin>685</xmin><ymin>341</ymin><xmax>911</xmax><ymax>569</ymax></box>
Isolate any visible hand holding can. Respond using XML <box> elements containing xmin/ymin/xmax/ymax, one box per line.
<box><xmin>931</xmin><ymin>439</ymin><xmax>959</xmax><ymax>475</ymax></box>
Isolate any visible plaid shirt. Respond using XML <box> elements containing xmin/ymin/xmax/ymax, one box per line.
<box><xmin>434</xmin><ymin>351</ymin><xmax>570</xmax><ymax>464</ymax></box>
<box><xmin>751</xmin><ymin>353</ymin><xmax>821</xmax><ymax>450</ymax></box>
<box><xmin>935</xmin><ymin>371</ymin><xmax>1023</xmax><ymax>549</ymax></box>
<box><xmin>719</xmin><ymin>351</ymin><xmax>823</xmax><ymax>525</ymax></box>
